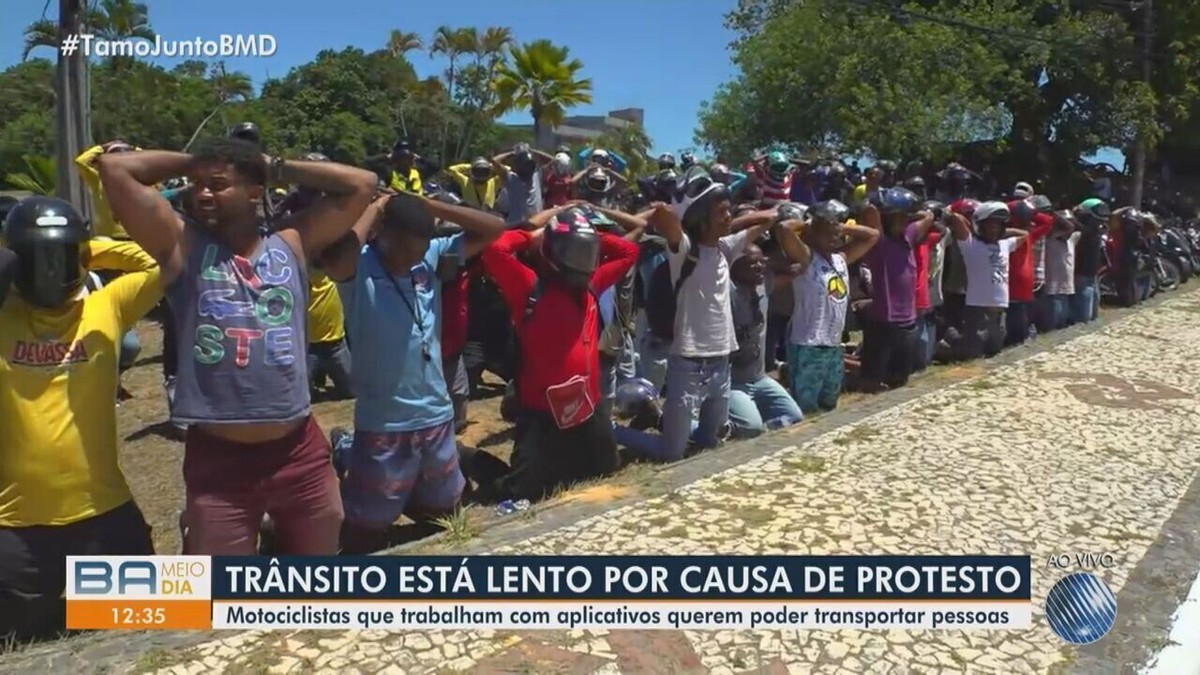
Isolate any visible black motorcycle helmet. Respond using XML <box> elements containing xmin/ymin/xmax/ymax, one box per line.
<box><xmin>655</xmin><ymin>168</ymin><xmax>679</xmax><ymax>202</ymax></box>
<box><xmin>228</xmin><ymin>122</ymin><xmax>261</xmax><ymax>148</ymax></box>
<box><xmin>469</xmin><ymin>157</ymin><xmax>491</xmax><ymax>181</ymax></box>
<box><xmin>542</xmin><ymin>206</ymin><xmax>601</xmax><ymax>287</ymax></box>
<box><xmin>680</xmin><ymin>151</ymin><xmax>696</xmax><ymax>170</ymax></box>
<box><xmin>1118</xmin><ymin>207</ymin><xmax>1145</xmax><ymax>230</ymax></box>
<box><xmin>657</xmin><ymin>153</ymin><xmax>676</xmax><ymax>171</ymax></box>
<box><xmin>3</xmin><ymin>196</ymin><xmax>91</xmax><ymax>308</ymax></box>
<box><xmin>1072</xmin><ymin>198</ymin><xmax>1111</xmax><ymax>227</ymax></box>
<box><xmin>809</xmin><ymin>199</ymin><xmax>851</xmax><ymax>225</ymax></box>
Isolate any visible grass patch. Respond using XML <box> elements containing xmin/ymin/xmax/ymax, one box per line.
<box><xmin>712</xmin><ymin>480</ymin><xmax>752</xmax><ymax>495</ymax></box>
<box><xmin>659</xmin><ymin>525</ymin><xmax>690</xmax><ymax>538</ymax></box>
<box><xmin>732</xmin><ymin>504</ymin><xmax>777</xmax><ymax>527</ymax></box>
<box><xmin>432</xmin><ymin>507</ymin><xmax>480</xmax><ymax>547</ymax></box>
<box><xmin>783</xmin><ymin>455</ymin><xmax>829</xmax><ymax>473</ymax></box>
<box><xmin>132</xmin><ymin>647</ymin><xmax>179</xmax><ymax>673</ymax></box>
<box><xmin>1045</xmin><ymin>646</ymin><xmax>1076</xmax><ymax>675</ymax></box>
<box><xmin>1099</xmin><ymin>529</ymin><xmax>1152</xmax><ymax>543</ymax></box>
<box><xmin>965</xmin><ymin>379</ymin><xmax>999</xmax><ymax>391</ymax></box>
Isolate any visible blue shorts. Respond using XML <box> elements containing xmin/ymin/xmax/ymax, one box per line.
<box><xmin>340</xmin><ymin>421</ymin><xmax>464</xmax><ymax>529</ymax></box>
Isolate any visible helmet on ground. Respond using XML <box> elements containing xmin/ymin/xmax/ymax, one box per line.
<box><xmin>542</xmin><ymin>206</ymin><xmax>601</xmax><ymax>287</ymax></box>
<box><xmin>228</xmin><ymin>122</ymin><xmax>261</xmax><ymax>147</ymax></box>
<box><xmin>615</xmin><ymin>378</ymin><xmax>660</xmax><ymax>418</ymax></box>
<box><xmin>1073</xmin><ymin>198</ymin><xmax>1111</xmax><ymax>226</ymax></box>
<box><xmin>875</xmin><ymin>187</ymin><xmax>921</xmax><ymax>215</ymax></box>
<box><xmin>671</xmin><ymin>166</ymin><xmax>730</xmax><ymax>229</ymax></box>
<box><xmin>3</xmin><ymin>196</ymin><xmax>91</xmax><ymax>308</ymax></box>
<box><xmin>809</xmin><ymin>199</ymin><xmax>851</xmax><ymax>225</ymax></box>
<box><xmin>766</xmin><ymin>151</ymin><xmax>790</xmax><ymax>179</ymax></box>
<box><xmin>973</xmin><ymin>201</ymin><xmax>1010</xmax><ymax>225</ymax></box>
<box><xmin>657</xmin><ymin>153</ymin><xmax>676</xmax><ymax>170</ymax></box>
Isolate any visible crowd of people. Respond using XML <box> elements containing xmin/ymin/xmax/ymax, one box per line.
<box><xmin>0</xmin><ymin>123</ymin><xmax>1167</xmax><ymax>638</ymax></box>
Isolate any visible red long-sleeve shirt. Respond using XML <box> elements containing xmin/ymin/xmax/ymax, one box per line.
<box><xmin>913</xmin><ymin>230</ymin><xmax>943</xmax><ymax>312</ymax></box>
<box><xmin>439</xmin><ymin>267</ymin><xmax>470</xmax><ymax>358</ymax></box>
<box><xmin>1008</xmin><ymin>212</ymin><xmax>1055</xmax><ymax>302</ymax></box>
<box><xmin>480</xmin><ymin>229</ymin><xmax>638</xmax><ymax>416</ymax></box>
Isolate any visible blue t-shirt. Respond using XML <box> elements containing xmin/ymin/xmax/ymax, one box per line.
<box><xmin>339</xmin><ymin>234</ymin><xmax>463</xmax><ymax>432</ymax></box>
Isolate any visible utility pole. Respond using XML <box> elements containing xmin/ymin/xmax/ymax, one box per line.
<box><xmin>1130</xmin><ymin>0</ymin><xmax>1153</xmax><ymax>209</ymax></box>
<box><xmin>54</xmin><ymin>0</ymin><xmax>93</xmax><ymax>219</ymax></box>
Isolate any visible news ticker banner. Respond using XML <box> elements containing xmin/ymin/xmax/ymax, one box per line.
<box><xmin>66</xmin><ymin>555</ymin><xmax>1032</xmax><ymax>631</ymax></box>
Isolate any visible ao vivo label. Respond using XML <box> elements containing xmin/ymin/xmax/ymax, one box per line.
<box><xmin>66</xmin><ymin>556</ymin><xmax>213</xmax><ymax>630</ymax></box>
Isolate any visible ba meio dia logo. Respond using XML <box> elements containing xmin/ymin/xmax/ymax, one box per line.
<box><xmin>1044</xmin><ymin>572</ymin><xmax>1117</xmax><ymax>645</ymax></box>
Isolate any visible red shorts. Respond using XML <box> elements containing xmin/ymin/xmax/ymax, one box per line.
<box><xmin>182</xmin><ymin>416</ymin><xmax>343</xmax><ymax>555</ymax></box>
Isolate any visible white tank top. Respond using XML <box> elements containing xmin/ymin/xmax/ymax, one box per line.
<box><xmin>790</xmin><ymin>252</ymin><xmax>850</xmax><ymax>347</ymax></box>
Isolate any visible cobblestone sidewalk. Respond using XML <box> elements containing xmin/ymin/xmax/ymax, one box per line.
<box><xmin>13</xmin><ymin>289</ymin><xmax>1200</xmax><ymax>674</ymax></box>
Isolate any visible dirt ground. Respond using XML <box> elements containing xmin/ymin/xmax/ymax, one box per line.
<box><xmin>117</xmin><ymin>319</ymin><xmax>516</xmax><ymax>554</ymax></box>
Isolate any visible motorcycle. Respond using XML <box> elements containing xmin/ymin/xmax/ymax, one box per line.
<box><xmin>1151</xmin><ymin>228</ymin><xmax>1192</xmax><ymax>287</ymax></box>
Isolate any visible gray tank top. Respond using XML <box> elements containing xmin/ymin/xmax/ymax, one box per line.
<box><xmin>166</xmin><ymin>223</ymin><xmax>310</xmax><ymax>424</ymax></box>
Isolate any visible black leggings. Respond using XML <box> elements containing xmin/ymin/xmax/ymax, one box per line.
<box><xmin>860</xmin><ymin>320</ymin><xmax>917</xmax><ymax>389</ymax></box>
<box><xmin>0</xmin><ymin>501</ymin><xmax>153</xmax><ymax>639</ymax></box>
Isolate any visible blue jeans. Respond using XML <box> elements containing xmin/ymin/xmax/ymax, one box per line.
<box><xmin>119</xmin><ymin>330</ymin><xmax>141</xmax><ymax>371</ymax></box>
<box><xmin>614</xmin><ymin>354</ymin><xmax>730</xmax><ymax>462</ymax></box>
<box><xmin>912</xmin><ymin>311</ymin><xmax>936</xmax><ymax>371</ymax></box>
<box><xmin>728</xmin><ymin>376</ymin><xmax>803</xmax><ymax>438</ymax></box>
<box><xmin>1048</xmin><ymin>295</ymin><xmax>1071</xmax><ymax>330</ymax></box>
<box><xmin>1070</xmin><ymin>275</ymin><xmax>1099</xmax><ymax>324</ymax></box>
<box><xmin>635</xmin><ymin>315</ymin><xmax>670</xmax><ymax>393</ymax></box>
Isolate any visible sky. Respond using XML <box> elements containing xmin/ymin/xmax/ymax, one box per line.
<box><xmin>3</xmin><ymin>0</ymin><xmax>1122</xmax><ymax>168</ymax></box>
<box><xmin>2</xmin><ymin>0</ymin><xmax>740</xmax><ymax>158</ymax></box>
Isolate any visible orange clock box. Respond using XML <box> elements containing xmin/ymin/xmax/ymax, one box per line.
<box><xmin>67</xmin><ymin>599</ymin><xmax>212</xmax><ymax>630</ymax></box>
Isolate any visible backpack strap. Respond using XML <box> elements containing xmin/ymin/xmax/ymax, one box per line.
<box><xmin>522</xmin><ymin>279</ymin><xmax>543</xmax><ymax>325</ymax></box>
<box><xmin>673</xmin><ymin>251</ymin><xmax>699</xmax><ymax>296</ymax></box>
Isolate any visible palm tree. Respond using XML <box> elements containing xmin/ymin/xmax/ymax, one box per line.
<box><xmin>430</xmin><ymin>27</ymin><xmax>457</xmax><ymax>97</ymax></box>
<box><xmin>387</xmin><ymin>29</ymin><xmax>423</xmax><ymax>60</ymax></box>
<box><xmin>492</xmin><ymin>39</ymin><xmax>594</xmax><ymax>149</ymax></box>
<box><xmin>22</xmin><ymin>0</ymin><xmax>153</xmax><ymax>60</ymax></box>
<box><xmin>183</xmin><ymin>64</ymin><xmax>254</xmax><ymax>151</ymax></box>
<box><xmin>5</xmin><ymin>156</ymin><xmax>57</xmax><ymax>195</ymax></box>
<box><xmin>91</xmin><ymin>0</ymin><xmax>153</xmax><ymax>42</ymax></box>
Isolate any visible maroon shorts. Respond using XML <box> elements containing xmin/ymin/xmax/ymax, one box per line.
<box><xmin>183</xmin><ymin>416</ymin><xmax>343</xmax><ymax>555</ymax></box>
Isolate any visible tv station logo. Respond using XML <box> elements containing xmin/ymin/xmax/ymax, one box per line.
<box><xmin>66</xmin><ymin>556</ymin><xmax>213</xmax><ymax>630</ymax></box>
<box><xmin>1044</xmin><ymin>552</ymin><xmax>1118</xmax><ymax>645</ymax></box>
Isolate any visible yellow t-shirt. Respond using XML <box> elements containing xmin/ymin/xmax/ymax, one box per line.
<box><xmin>389</xmin><ymin>167</ymin><xmax>424</xmax><ymax>195</ymax></box>
<box><xmin>76</xmin><ymin>145</ymin><xmax>130</xmax><ymax>240</ymax></box>
<box><xmin>307</xmin><ymin>267</ymin><xmax>345</xmax><ymax>344</ymax></box>
<box><xmin>852</xmin><ymin>184</ymin><xmax>867</xmax><ymax>204</ymax></box>
<box><xmin>0</xmin><ymin>264</ymin><xmax>162</xmax><ymax>526</ymax></box>
<box><xmin>448</xmin><ymin>164</ymin><xmax>499</xmax><ymax>209</ymax></box>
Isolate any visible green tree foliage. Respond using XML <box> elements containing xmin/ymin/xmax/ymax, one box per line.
<box><xmin>4</xmin><ymin>155</ymin><xmax>56</xmax><ymax>194</ymax></box>
<box><xmin>493</xmin><ymin>39</ymin><xmax>594</xmax><ymax>147</ymax></box>
<box><xmin>698</xmin><ymin>0</ymin><xmax>1200</xmax><ymax>181</ymax></box>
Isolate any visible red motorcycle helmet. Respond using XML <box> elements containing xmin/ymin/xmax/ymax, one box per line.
<box><xmin>949</xmin><ymin>198</ymin><xmax>980</xmax><ymax>219</ymax></box>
